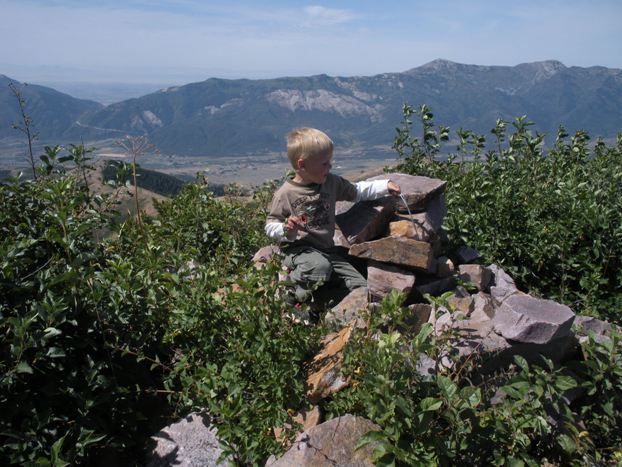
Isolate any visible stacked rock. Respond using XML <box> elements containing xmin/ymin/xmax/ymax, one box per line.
<box><xmin>335</xmin><ymin>172</ymin><xmax>454</xmax><ymax>303</ymax></box>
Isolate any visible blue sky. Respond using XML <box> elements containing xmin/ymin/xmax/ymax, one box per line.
<box><xmin>1</xmin><ymin>0</ymin><xmax>621</xmax><ymax>85</ymax></box>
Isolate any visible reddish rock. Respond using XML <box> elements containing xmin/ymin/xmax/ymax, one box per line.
<box><xmin>306</xmin><ymin>324</ymin><xmax>354</xmax><ymax>403</ymax></box>
<box><xmin>367</xmin><ymin>260</ymin><xmax>416</xmax><ymax>299</ymax></box>
<box><xmin>349</xmin><ymin>236</ymin><xmax>436</xmax><ymax>272</ymax></box>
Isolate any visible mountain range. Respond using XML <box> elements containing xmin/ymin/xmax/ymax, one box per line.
<box><xmin>2</xmin><ymin>59</ymin><xmax>621</xmax><ymax>157</ymax></box>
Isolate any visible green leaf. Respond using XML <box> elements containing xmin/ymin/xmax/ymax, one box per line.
<box><xmin>46</xmin><ymin>347</ymin><xmax>66</xmax><ymax>359</ymax></box>
<box><xmin>16</xmin><ymin>361</ymin><xmax>34</xmax><ymax>374</ymax></box>
<box><xmin>420</xmin><ymin>397</ymin><xmax>443</xmax><ymax>412</ymax></box>
<box><xmin>437</xmin><ymin>375</ymin><xmax>458</xmax><ymax>399</ymax></box>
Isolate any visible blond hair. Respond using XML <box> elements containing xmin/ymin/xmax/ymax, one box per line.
<box><xmin>286</xmin><ymin>128</ymin><xmax>333</xmax><ymax>169</ymax></box>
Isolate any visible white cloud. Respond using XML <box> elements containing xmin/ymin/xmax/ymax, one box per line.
<box><xmin>301</xmin><ymin>5</ymin><xmax>359</xmax><ymax>27</ymax></box>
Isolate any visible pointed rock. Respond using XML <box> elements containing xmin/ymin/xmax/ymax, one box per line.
<box><xmin>459</xmin><ymin>264</ymin><xmax>492</xmax><ymax>291</ymax></box>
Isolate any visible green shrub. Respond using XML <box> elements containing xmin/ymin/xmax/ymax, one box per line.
<box><xmin>391</xmin><ymin>104</ymin><xmax>622</xmax><ymax>320</ymax></box>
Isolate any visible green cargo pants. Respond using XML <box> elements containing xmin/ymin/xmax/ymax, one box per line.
<box><xmin>282</xmin><ymin>244</ymin><xmax>367</xmax><ymax>308</ymax></box>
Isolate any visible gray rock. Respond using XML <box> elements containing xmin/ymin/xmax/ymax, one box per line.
<box><xmin>336</xmin><ymin>197</ymin><xmax>395</xmax><ymax>244</ymax></box>
<box><xmin>368</xmin><ymin>173</ymin><xmax>447</xmax><ymax>213</ymax></box>
<box><xmin>325</xmin><ymin>287</ymin><xmax>369</xmax><ymax>329</ymax></box>
<box><xmin>349</xmin><ymin>236</ymin><xmax>436</xmax><ymax>272</ymax></box>
<box><xmin>435</xmin><ymin>318</ymin><xmax>577</xmax><ymax>374</ymax></box>
<box><xmin>469</xmin><ymin>292</ymin><xmax>495</xmax><ymax>322</ymax></box>
<box><xmin>416</xmin><ymin>353</ymin><xmax>437</xmax><ymax>376</ymax></box>
<box><xmin>574</xmin><ymin>315</ymin><xmax>612</xmax><ymax>336</ymax></box>
<box><xmin>493</xmin><ymin>294</ymin><xmax>575</xmax><ymax>344</ymax></box>
<box><xmin>574</xmin><ymin>315</ymin><xmax>615</xmax><ymax>346</ymax></box>
<box><xmin>458</xmin><ymin>264</ymin><xmax>492</xmax><ymax>292</ymax></box>
<box><xmin>488</xmin><ymin>264</ymin><xmax>520</xmax><ymax>306</ymax></box>
<box><xmin>146</xmin><ymin>412</ymin><xmax>229</xmax><ymax>467</ymax></box>
<box><xmin>367</xmin><ymin>260</ymin><xmax>416</xmax><ymax>299</ymax></box>
<box><xmin>267</xmin><ymin>414</ymin><xmax>380</xmax><ymax>466</ymax></box>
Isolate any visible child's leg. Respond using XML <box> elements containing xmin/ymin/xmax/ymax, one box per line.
<box><xmin>312</xmin><ymin>251</ymin><xmax>367</xmax><ymax>308</ymax></box>
<box><xmin>282</xmin><ymin>246</ymin><xmax>333</xmax><ymax>303</ymax></box>
<box><xmin>327</xmin><ymin>251</ymin><xmax>367</xmax><ymax>292</ymax></box>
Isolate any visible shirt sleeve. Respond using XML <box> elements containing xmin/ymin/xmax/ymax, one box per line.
<box><xmin>265</xmin><ymin>221</ymin><xmax>288</xmax><ymax>241</ymax></box>
<box><xmin>354</xmin><ymin>179</ymin><xmax>390</xmax><ymax>202</ymax></box>
<box><xmin>265</xmin><ymin>187</ymin><xmax>293</xmax><ymax>242</ymax></box>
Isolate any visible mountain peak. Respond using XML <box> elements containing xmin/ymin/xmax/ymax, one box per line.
<box><xmin>515</xmin><ymin>60</ymin><xmax>566</xmax><ymax>81</ymax></box>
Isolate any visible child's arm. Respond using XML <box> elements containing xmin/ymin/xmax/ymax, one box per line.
<box><xmin>265</xmin><ymin>215</ymin><xmax>306</xmax><ymax>242</ymax></box>
<box><xmin>354</xmin><ymin>179</ymin><xmax>401</xmax><ymax>202</ymax></box>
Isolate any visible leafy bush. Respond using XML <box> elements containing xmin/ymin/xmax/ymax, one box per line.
<box><xmin>391</xmin><ymin>104</ymin><xmax>622</xmax><ymax>320</ymax></box>
<box><xmin>0</xmin><ymin>175</ymin><xmax>171</xmax><ymax>464</ymax></box>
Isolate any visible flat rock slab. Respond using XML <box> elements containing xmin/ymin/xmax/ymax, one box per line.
<box><xmin>493</xmin><ymin>294</ymin><xmax>575</xmax><ymax>344</ymax></box>
<box><xmin>367</xmin><ymin>260</ymin><xmax>416</xmax><ymax>299</ymax></box>
<box><xmin>146</xmin><ymin>412</ymin><xmax>228</xmax><ymax>467</ymax></box>
<box><xmin>268</xmin><ymin>414</ymin><xmax>379</xmax><ymax>467</ymax></box>
<box><xmin>367</xmin><ymin>173</ymin><xmax>447</xmax><ymax>213</ymax></box>
<box><xmin>336</xmin><ymin>197</ymin><xmax>395</xmax><ymax>244</ymax></box>
<box><xmin>349</xmin><ymin>236</ymin><xmax>436</xmax><ymax>272</ymax></box>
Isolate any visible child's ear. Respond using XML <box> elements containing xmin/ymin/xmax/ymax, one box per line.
<box><xmin>296</xmin><ymin>158</ymin><xmax>305</xmax><ymax>171</ymax></box>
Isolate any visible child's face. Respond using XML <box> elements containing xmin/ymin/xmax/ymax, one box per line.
<box><xmin>298</xmin><ymin>151</ymin><xmax>333</xmax><ymax>184</ymax></box>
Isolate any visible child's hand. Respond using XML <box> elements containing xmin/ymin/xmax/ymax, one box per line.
<box><xmin>388</xmin><ymin>180</ymin><xmax>401</xmax><ymax>196</ymax></box>
<box><xmin>283</xmin><ymin>215</ymin><xmax>307</xmax><ymax>238</ymax></box>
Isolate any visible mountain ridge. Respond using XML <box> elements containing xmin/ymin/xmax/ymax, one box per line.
<box><xmin>2</xmin><ymin>59</ymin><xmax>621</xmax><ymax>157</ymax></box>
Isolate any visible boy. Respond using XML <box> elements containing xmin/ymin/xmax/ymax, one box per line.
<box><xmin>265</xmin><ymin>127</ymin><xmax>401</xmax><ymax>311</ymax></box>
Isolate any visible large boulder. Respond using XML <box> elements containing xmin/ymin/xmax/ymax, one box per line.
<box><xmin>434</xmin><ymin>317</ymin><xmax>577</xmax><ymax>374</ymax></box>
<box><xmin>267</xmin><ymin>414</ymin><xmax>380</xmax><ymax>467</ymax></box>
<box><xmin>493</xmin><ymin>294</ymin><xmax>575</xmax><ymax>344</ymax></box>
<box><xmin>146</xmin><ymin>412</ymin><xmax>229</xmax><ymax>467</ymax></box>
